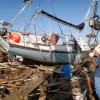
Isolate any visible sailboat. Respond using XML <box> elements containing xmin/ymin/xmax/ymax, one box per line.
<box><xmin>0</xmin><ymin>0</ymin><xmax>99</xmax><ymax>64</ymax></box>
<box><xmin>0</xmin><ymin>29</ymin><xmax>91</xmax><ymax>64</ymax></box>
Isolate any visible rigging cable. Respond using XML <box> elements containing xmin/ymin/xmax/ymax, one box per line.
<box><xmin>33</xmin><ymin>22</ymin><xmax>52</xmax><ymax>61</ymax></box>
<box><xmin>30</xmin><ymin>0</ymin><xmax>46</xmax><ymax>34</ymax></box>
<box><xmin>18</xmin><ymin>0</ymin><xmax>43</xmax><ymax>32</ymax></box>
<box><xmin>49</xmin><ymin>0</ymin><xmax>83</xmax><ymax>64</ymax></box>
<box><xmin>49</xmin><ymin>0</ymin><xmax>64</xmax><ymax>35</ymax></box>
<box><xmin>7</xmin><ymin>0</ymin><xmax>32</xmax><ymax>29</ymax></box>
<box><xmin>32</xmin><ymin>19</ymin><xmax>46</xmax><ymax>34</ymax></box>
<box><xmin>24</xmin><ymin>12</ymin><xmax>38</xmax><ymax>31</ymax></box>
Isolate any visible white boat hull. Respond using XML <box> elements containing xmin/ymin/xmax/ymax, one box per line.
<box><xmin>8</xmin><ymin>44</ymin><xmax>88</xmax><ymax>64</ymax></box>
<box><xmin>0</xmin><ymin>34</ymin><xmax>90</xmax><ymax>64</ymax></box>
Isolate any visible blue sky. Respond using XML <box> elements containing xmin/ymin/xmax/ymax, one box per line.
<box><xmin>0</xmin><ymin>0</ymin><xmax>100</xmax><ymax>41</ymax></box>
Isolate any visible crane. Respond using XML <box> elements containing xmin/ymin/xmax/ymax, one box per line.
<box><xmin>86</xmin><ymin>0</ymin><xmax>100</xmax><ymax>49</ymax></box>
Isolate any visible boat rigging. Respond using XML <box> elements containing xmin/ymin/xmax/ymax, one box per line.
<box><xmin>0</xmin><ymin>0</ymin><xmax>98</xmax><ymax>64</ymax></box>
<box><xmin>7</xmin><ymin>0</ymin><xmax>32</xmax><ymax>29</ymax></box>
<box><xmin>37</xmin><ymin>0</ymin><xmax>100</xmax><ymax>49</ymax></box>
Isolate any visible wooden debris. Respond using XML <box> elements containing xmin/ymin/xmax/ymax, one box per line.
<box><xmin>4</xmin><ymin>73</ymin><xmax>50</xmax><ymax>100</ymax></box>
<box><xmin>0</xmin><ymin>55</ymin><xmax>97</xmax><ymax>100</ymax></box>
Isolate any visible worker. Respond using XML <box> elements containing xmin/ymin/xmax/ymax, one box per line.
<box><xmin>61</xmin><ymin>63</ymin><xmax>73</xmax><ymax>79</ymax></box>
<box><xmin>89</xmin><ymin>44</ymin><xmax>100</xmax><ymax>99</ymax></box>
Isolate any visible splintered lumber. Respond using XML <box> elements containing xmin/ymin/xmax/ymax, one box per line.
<box><xmin>0</xmin><ymin>63</ymin><xmax>9</xmax><ymax>68</ymax></box>
<box><xmin>3</xmin><ymin>73</ymin><xmax>50</xmax><ymax>100</ymax></box>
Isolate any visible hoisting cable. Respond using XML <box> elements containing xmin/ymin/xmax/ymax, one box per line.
<box><xmin>87</xmin><ymin>29</ymin><xmax>99</xmax><ymax>49</ymax></box>
<box><xmin>49</xmin><ymin>0</ymin><xmax>64</xmax><ymax>35</ymax></box>
<box><xmin>7</xmin><ymin>0</ymin><xmax>32</xmax><ymax>29</ymax></box>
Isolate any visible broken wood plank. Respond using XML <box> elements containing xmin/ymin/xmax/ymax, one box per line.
<box><xmin>0</xmin><ymin>63</ymin><xmax>9</xmax><ymax>68</ymax></box>
<box><xmin>3</xmin><ymin>73</ymin><xmax>50</xmax><ymax>100</ymax></box>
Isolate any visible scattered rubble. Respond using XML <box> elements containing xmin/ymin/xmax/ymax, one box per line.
<box><xmin>0</xmin><ymin>53</ymin><xmax>98</xmax><ymax>100</ymax></box>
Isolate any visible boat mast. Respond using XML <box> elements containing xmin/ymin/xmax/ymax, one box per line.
<box><xmin>7</xmin><ymin>0</ymin><xmax>32</xmax><ymax>29</ymax></box>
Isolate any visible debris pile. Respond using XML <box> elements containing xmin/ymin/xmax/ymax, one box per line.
<box><xmin>0</xmin><ymin>56</ymin><xmax>97</xmax><ymax>100</ymax></box>
<box><xmin>0</xmin><ymin>61</ymin><xmax>45</xmax><ymax>99</ymax></box>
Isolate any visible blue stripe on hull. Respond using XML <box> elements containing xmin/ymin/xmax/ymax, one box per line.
<box><xmin>8</xmin><ymin>46</ymin><xmax>88</xmax><ymax>64</ymax></box>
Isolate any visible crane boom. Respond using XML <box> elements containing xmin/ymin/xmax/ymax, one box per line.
<box><xmin>84</xmin><ymin>0</ymin><xmax>96</xmax><ymax>23</ymax></box>
<box><xmin>89</xmin><ymin>0</ymin><xmax>100</xmax><ymax>30</ymax></box>
<box><xmin>93</xmin><ymin>0</ymin><xmax>98</xmax><ymax>17</ymax></box>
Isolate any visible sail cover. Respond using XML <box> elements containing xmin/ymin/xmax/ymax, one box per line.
<box><xmin>38</xmin><ymin>10</ymin><xmax>85</xmax><ymax>30</ymax></box>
